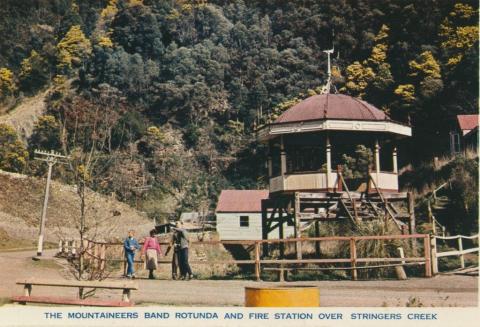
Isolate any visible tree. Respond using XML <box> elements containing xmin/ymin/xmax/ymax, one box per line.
<box><xmin>340</xmin><ymin>145</ymin><xmax>373</xmax><ymax>180</ymax></box>
<box><xmin>408</xmin><ymin>51</ymin><xmax>443</xmax><ymax>99</ymax></box>
<box><xmin>56</xmin><ymin>25</ymin><xmax>92</xmax><ymax>72</ymax></box>
<box><xmin>19</xmin><ymin>50</ymin><xmax>50</xmax><ymax>93</ymax></box>
<box><xmin>52</xmin><ymin>85</ymin><xmax>126</xmax><ymax>278</ymax></box>
<box><xmin>394</xmin><ymin>84</ymin><xmax>416</xmax><ymax>104</ymax></box>
<box><xmin>0</xmin><ymin>67</ymin><xmax>16</xmax><ymax>100</ymax></box>
<box><xmin>137</xmin><ymin>126</ymin><xmax>165</xmax><ymax>157</ymax></box>
<box><xmin>343</xmin><ymin>61</ymin><xmax>375</xmax><ymax>98</ymax></box>
<box><xmin>0</xmin><ymin>123</ymin><xmax>28</xmax><ymax>173</ymax></box>
<box><xmin>343</xmin><ymin>25</ymin><xmax>393</xmax><ymax>100</ymax></box>
<box><xmin>28</xmin><ymin>115</ymin><xmax>61</xmax><ymax>151</ymax></box>
<box><xmin>439</xmin><ymin>3</ymin><xmax>479</xmax><ymax>67</ymax></box>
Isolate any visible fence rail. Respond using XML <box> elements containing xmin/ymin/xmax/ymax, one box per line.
<box><xmin>60</xmin><ymin>234</ymin><xmax>432</xmax><ymax>281</ymax></box>
<box><xmin>431</xmin><ymin>234</ymin><xmax>479</xmax><ymax>274</ymax></box>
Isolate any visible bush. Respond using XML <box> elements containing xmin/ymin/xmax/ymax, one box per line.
<box><xmin>0</xmin><ymin>123</ymin><xmax>28</xmax><ymax>172</ymax></box>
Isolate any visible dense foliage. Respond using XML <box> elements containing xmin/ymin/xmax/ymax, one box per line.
<box><xmin>0</xmin><ymin>0</ymin><xmax>478</xmax><ymax>219</ymax></box>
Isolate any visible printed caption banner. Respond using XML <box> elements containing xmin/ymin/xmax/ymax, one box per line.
<box><xmin>0</xmin><ymin>306</ymin><xmax>479</xmax><ymax>327</ymax></box>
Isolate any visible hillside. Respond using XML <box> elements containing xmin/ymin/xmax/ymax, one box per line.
<box><xmin>0</xmin><ymin>0</ymin><xmax>478</xmax><ymax>216</ymax></box>
<box><xmin>0</xmin><ymin>90</ymin><xmax>48</xmax><ymax>142</ymax></box>
<box><xmin>0</xmin><ymin>169</ymin><xmax>152</xmax><ymax>248</ymax></box>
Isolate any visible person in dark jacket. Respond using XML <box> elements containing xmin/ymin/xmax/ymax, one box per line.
<box><xmin>165</xmin><ymin>228</ymin><xmax>181</xmax><ymax>279</ymax></box>
<box><xmin>124</xmin><ymin>230</ymin><xmax>140</xmax><ymax>278</ymax></box>
<box><xmin>172</xmin><ymin>222</ymin><xmax>193</xmax><ymax>280</ymax></box>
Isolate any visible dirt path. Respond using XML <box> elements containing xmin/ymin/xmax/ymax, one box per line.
<box><xmin>0</xmin><ymin>249</ymin><xmax>477</xmax><ymax>307</ymax></box>
<box><xmin>0</xmin><ymin>90</ymin><xmax>48</xmax><ymax>141</ymax></box>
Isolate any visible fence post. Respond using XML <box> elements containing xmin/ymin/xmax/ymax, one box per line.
<box><xmin>71</xmin><ymin>240</ymin><xmax>76</xmax><ymax>256</ymax></box>
<box><xmin>350</xmin><ymin>238</ymin><xmax>357</xmax><ymax>281</ymax></box>
<box><xmin>395</xmin><ymin>247</ymin><xmax>407</xmax><ymax>280</ymax></box>
<box><xmin>80</xmin><ymin>240</ymin><xmax>88</xmax><ymax>278</ymax></box>
<box><xmin>100</xmin><ymin>243</ymin><xmax>106</xmax><ymax>271</ymax></box>
<box><xmin>254</xmin><ymin>241</ymin><xmax>261</xmax><ymax>281</ymax></box>
<box><xmin>458</xmin><ymin>237</ymin><xmax>465</xmax><ymax>269</ymax></box>
<box><xmin>430</xmin><ymin>235</ymin><xmax>438</xmax><ymax>275</ymax></box>
<box><xmin>66</xmin><ymin>240</ymin><xmax>71</xmax><ymax>256</ymax></box>
<box><xmin>279</xmin><ymin>264</ymin><xmax>285</xmax><ymax>282</ymax></box>
<box><xmin>407</xmin><ymin>192</ymin><xmax>416</xmax><ymax>254</ymax></box>
<box><xmin>423</xmin><ymin>235</ymin><xmax>432</xmax><ymax>277</ymax></box>
<box><xmin>58</xmin><ymin>240</ymin><xmax>63</xmax><ymax>254</ymax></box>
<box><xmin>93</xmin><ymin>243</ymin><xmax>99</xmax><ymax>269</ymax></box>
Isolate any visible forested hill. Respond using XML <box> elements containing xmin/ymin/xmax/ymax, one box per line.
<box><xmin>0</xmin><ymin>0</ymin><xmax>478</xmax><ymax>218</ymax></box>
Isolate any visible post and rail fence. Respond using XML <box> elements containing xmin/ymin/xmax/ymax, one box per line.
<box><xmin>59</xmin><ymin>234</ymin><xmax>433</xmax><ymax>281</ymax></box>
<box><xmin>430</xmin><ymin>234</ymin><xmax>479</xmax><ymax>275</ymax></box>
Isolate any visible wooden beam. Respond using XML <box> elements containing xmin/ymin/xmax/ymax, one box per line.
<box><xmin>261</xmin><ymin>200</ymin><xmax>269</xmax><ymax>257</ymax></box>
<box><xmin>254</xmin><ymin>242</ymin><xmax>261</xmax><ymax>281</ymax></box>
<box><xmin>294</xmin><ymin>192</ymin><xmax>302</xmax><ymax>260</ymax></box>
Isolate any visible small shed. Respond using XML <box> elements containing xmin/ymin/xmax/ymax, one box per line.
<box><xmin>180</xmin><ymin>212</ymin><xmax>200</xmax><ymax>224</ymax></box>
<box><xmin>450</xmin><ymin>114</ymin><xmax>479</xmax><ymax>154</ymax></box>
<box><xmin>215</xmin><ymin>190</ymin><xmax>295</xmax><ymax>240</ymax></box>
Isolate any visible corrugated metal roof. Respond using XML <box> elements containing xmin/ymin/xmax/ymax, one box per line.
<box><xmin>274</xmin><ymin>94</ymin><xmax>387</xmax><ymax>124</ymax></box>
<box><xmin>216</xmin><ymin>190</ymin><xmax>269</xmax><ymax>213</ymax></box>
<box><xmin>457</xmin><ymin>114</ymin><xmax>479</xmax><ymax>131</ymax></box>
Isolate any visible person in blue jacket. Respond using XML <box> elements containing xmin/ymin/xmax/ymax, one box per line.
<box><xmin>124</xmin><ymin>230</ymin><xmax>140</xmax><ymax>278</ymax></box>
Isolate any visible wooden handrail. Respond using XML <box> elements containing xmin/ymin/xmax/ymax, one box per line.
<box><xmin>368</xmin><ymin>172</ymin><xmax>402</xmax><ymax>231</ymax></box>
<box><xmin>368</xmin><ymin>172</ymin><xmax>386</xmax><ymax>203</ymax></box>
<box><xmin>337</xmin><ymin>172</ymin><xmax>359</xmax><ymax>222</ymax></box>
<box><xmin>434</xmin><ymin>233</ymin><xmax>479</xmax><ymax>240</ymax></box>
<box><xmin>431</xmin><ymin>233</ymin><xmax>479</xmax><ymax>273</ymax></box>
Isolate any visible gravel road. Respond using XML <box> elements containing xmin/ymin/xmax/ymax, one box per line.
<box><xmin>0</xmin><ymin>249</ymin><xmax>477</xmax><ymax>307</ymax></box>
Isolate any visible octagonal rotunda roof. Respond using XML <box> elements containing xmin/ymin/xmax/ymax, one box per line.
<box><xmin>257</xmin><ymin>93</ymin><xmax>412</xmax><ymax>140</ymax></box>
<box><xmin>274</xmin><ymin>94</ymin><xmax>387</xmax><ymax>124</ymax></box>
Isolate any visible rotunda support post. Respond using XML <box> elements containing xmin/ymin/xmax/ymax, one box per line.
<box><xmin>392</xmin><ymin>146</ymin><xmax>398</xmax><ymax>174</ymax></box>
<box><xmin>280</xmin><ymin>136</ymin><xmax>287</xmax><ymax>175</ymax></box>
<box><xmin>374</xmin><ymin>139</ymin><xmax>381</xmax><ymax>190</ymax></box>
<box><xmin>374</xmin><ymin>139</ymin><xmax>381</xmax><ymax>174</ymax></box>
<box><xmin>326</xmin><ymin>135</ymin><xmax>332</xmax><ymax>189</ymax></box>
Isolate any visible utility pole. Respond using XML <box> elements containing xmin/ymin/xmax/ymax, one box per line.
<box><xmin>34</xmin><ymin>150</ymin><xmax>68</xmax><ymax>257</ymax></box>
<box><xmin>132</xmin><ymin>185</ymin><xmax>152</xmax><ymax>210</ymax></box>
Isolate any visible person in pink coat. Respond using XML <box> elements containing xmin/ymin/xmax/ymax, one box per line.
<box><xmin>141</xmin><ymin>229</ymin><xmax>162</xmax><ymax>279</ymax></box>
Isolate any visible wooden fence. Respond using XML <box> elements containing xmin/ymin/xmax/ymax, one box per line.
<box><xmin>431</xmin><ymin>234</ymin><xmax>479</xmax><ymax>274</ymax></box>
<box><xmin>58</xmin><ymin>234</ymin><xmax>432</xmax><ymax>281</ymax></box>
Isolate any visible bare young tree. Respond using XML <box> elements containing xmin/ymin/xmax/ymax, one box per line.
<box><xmin>55</xmin><ymin>84</ymin><xmax>126</xmax><ymax>279</ymax></box>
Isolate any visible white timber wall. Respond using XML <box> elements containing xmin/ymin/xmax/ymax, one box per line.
<box><xmin>216</xmin><ymin>213</ymin><xmax>295</xmax><ymax>240</ymax></box>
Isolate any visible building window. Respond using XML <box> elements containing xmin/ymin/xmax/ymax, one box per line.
<box><xmin>240</xmin><ymin>216</ymin><xmax>249</xmax><ymax>227</ymax></box>
<box><xmin>450</xmin><ymin>132</ymin><xmax>461</xmax><ymax>154</ymax></box>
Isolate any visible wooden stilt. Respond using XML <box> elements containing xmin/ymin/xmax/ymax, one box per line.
<box><xmin>279</xmin><ymin>208</ymin><xmax>284</xmax><ymax>258</ymax></box>
<box><xmin>254</xmin><ymin>242</ymin><xmax>261</xmax><ymax>281</ymax></box>
<box><xmin>294</xmin><ymin>192</ymin><xmax>302</xmax><ymax>260</ymax></box>
<box><xmin>261</xmin><ymin>200</ymin><xmax>269</xmax><ymax>257</ymax></box>
<box><xmin>314</xmin><ymin>220</ymin><xmax>320</xmax><ymax>257</ymax></box>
